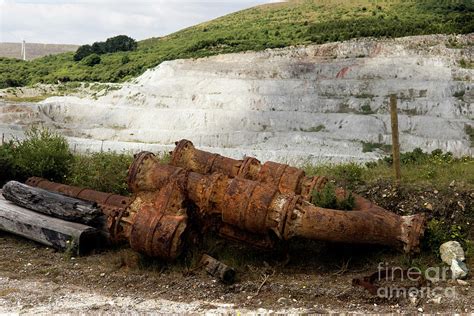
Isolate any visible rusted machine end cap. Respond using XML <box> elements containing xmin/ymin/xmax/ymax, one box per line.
<box><xmin>400</xmin><ymin>213</ymin><xmax>426</xmax><ymax>253</ymax></box>
<box><xmin>128</xmin><ymin>151</ymin><xmax>156</xmax><ymax>192</ymax></box>
<box><xmin>171</xmin><ymin>139</ymin><xmax>195</xmax><ymax>166</ymax></box>
<box><xmin>129</xmin><ymin>206</ymin><xmax>188</xmax><ymax>261</ymax></box>
<box><xmin>301</xmin><ymin>176</ymin><xmax>328</xmax><ymax>201</ymax></box>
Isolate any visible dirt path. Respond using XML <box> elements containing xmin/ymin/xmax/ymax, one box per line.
<box><xmin>0</xmin><ymin>231</ymin><xmax>472</xmax><ymax>314</ymax></box>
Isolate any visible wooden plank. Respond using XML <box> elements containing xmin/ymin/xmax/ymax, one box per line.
<box><xmin>0</xmin><ymin>195</ymin><xmax>104</xmax><ymax>255</ymax></box>
<box><xmin>390</xmin><ymin>94</ymin><xmax>402</xmax><ymax>184</ymax></box>
<box><xmin>2</xmin><ymin>181</ymin><xmax>106</xmax><ymax>228</ymax></box>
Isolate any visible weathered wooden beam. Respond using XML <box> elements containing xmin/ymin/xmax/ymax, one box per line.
<box><xmin>0</xmin><ymin>194</ymin><xmax>103</xmax><ymax>255</ymax></box>
<box><xmin>2</xmin><ymin>181</ymin><xmax>106</xmax><ymax>229</ymax></box>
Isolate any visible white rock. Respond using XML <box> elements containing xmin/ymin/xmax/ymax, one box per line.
<box><xmin>456</xmin><ymin>279</ymin><xmax>469</xmax><ymax>286</ymax></box>
<box><xmin>2</xmin><ymin>34</ymin><xmax>473</xmax><ymax>164</ymax></box>
<box><xmin>440</xmin><ymin>241</ymin><xmax>465</xmax><ymax>265</ymax></box>
<box><xmin>451</xmin><ymin>259</ymin><xmax>469</xmax><ymax>280</ymax></box>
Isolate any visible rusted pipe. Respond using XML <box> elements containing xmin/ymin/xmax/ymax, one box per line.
<box><xmin>170</xmin><ymin>140</ymin><xmax>327</xmax><ymax>200</ymax></box>
<box><xmin>26</xmin><ymin>177</ymin><xmax>132</xmax><ymax>211</ymax></box>
<box><xmin>26</xmin><ymin>177</ymin><xmax>188</xmax><ymax>260</ymax></box>
<box><xmin>129</xmin><ymin>152</ymin><xmax>425</xmax><ymax>253</ymax></box>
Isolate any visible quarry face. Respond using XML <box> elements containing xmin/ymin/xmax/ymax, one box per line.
<box><xmin>1</xmin><ymin>34</ymin><xmax>473</xmax><ymax>164</ymax></box>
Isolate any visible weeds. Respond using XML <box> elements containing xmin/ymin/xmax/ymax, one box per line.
<box><xmin>424</xmin><ymin>219</ymin><xmax>468</xmax><ymax>256</ymax></box>
<box><xmin>311</xmin><ymin>182</ymin><xmax>355</xmax><ymax>211</ymax></box>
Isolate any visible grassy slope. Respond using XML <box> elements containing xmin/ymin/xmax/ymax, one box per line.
<box><xmin>0</xmin><ymin>0</ymin><xmax>473</xmax><ymax>88</ymax></box>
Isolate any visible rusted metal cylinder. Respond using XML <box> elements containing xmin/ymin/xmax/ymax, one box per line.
<box><xmin>284</xmin><ymin>201</ymin><xmax>426</xmax><ymax>252</ymax></box>
<box><xmin>129</xmin><ymin>152</ymin><xmax>426</xmax><ymax>253</ymax></box>
<box><xmin>171</xmin><ymin>139</ymin><xmax>327</xmax><ymax>200</ymax></box>
<box><xmin>129</xmin><ymin>152</ymin><xmax>293</xmax><ymax>238</ymax></box>
<box><xmin>26</xmin><ymin>177</ymin><xmax>132</xmax><ymax>210</ymax></box>
<box><xmin>26</xmin><ymin>177</ymin><xmax>188</xmax><ymax>260</ymax></box>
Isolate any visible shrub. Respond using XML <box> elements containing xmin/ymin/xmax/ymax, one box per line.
<box><xmin>66</xmin><ymin>152</ymin><xmax>133</xmax><ymax>195</ymax></box>
<box><xmin>121</xmin><ymin>55</ymin><xmax>130</xmax><ymax>65</ymax></box>
<box><xmin>311</xmin><ymin>182</ymin><xmax>355</xmax><ymax>210</ymax></box>
<box><xmin>382</xmin><ymin>148</ymin><xmax>454</xmax><ymax>166</ymax></box>
<box><xmin>424</xmin><ymin>219</ymin><xmax>468</xmax><ymax>255</ymax></box>
<box><xmin>81</xmin><ymin>54</ymin><xmax>101</xmax><ymax>66</ymax></box>
<box><xmin>332</xmin><ymin>163</ymin><xmax>364</xmax><ymax>189</ymax></box>
<box><xmin>0</xmin><ymin>141</ymin><xmax>16</xmax><ymax>185</ymax></box>
<box><xmin>12</xmin><ymin>127</ymin><xmax>73</xmax><ymax>181</ymax></box>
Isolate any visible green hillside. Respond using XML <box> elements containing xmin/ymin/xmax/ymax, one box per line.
<box><xmin>1</xmin><ymin>0</ymin><xmax>472</xmax><ymax>88</ymax></box>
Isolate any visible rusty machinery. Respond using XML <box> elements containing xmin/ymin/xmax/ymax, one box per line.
<box><xmin>26</xmin><ymin>177</ymin><xmax>187</xmax><ymax>260</ymax></box>
<box><xmin>171</xmin><ymin>139</ymin><xmax>327</xmax><ymax>201</ymax></box>
<box><xmin>27</xmin><ymin>142</ymin><xmax>426</xmax><ymax>261</ymax></box>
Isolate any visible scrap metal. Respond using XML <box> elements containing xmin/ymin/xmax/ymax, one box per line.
<box><xmin>171</xmin><ymin>139</ymin><xmax>327</xmax><ymax>201</ymax></box>
<box><xmin>25</xmin><ymin>141</ymin><xmax>426</xmax><ymax>260</ymax></box>
<box><xmin>129</xmin><ymin>151</ymin><xmax>426</xmax><ymax>253</ymax></box>
<box><xmin>27</xmin><ymin>177</ymin><xmax>187</xmax><ymax>260</ymax></box>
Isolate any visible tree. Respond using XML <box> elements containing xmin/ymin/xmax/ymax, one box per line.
<box><xmin>73</xmin><ymin>44</ymin><xmax>93</xmax><ymax>61</ymax></box>
<box><xmin>91</xmin><ymin>42</ymin><xmax>106</xmax><ymax>54</ymax></box>
<box><xmin>105</xmin><ymin>35</ymin><xmax>137</xmax><ymax>53</ymax></box>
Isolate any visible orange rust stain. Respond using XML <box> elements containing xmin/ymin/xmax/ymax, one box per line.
<box><xmin>336</xmin><ymin>67</ymin><xmax>350</xmax><ymax>79</ymax></box>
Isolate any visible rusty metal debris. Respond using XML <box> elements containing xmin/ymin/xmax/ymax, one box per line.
<box><xmin>25</xmin><ymin>141</ymin><xmax>426</xmax><ymax>261</ymax></box>
<box><xmin>129</xmin><ymin>151</ymin><xmax>426</xmax><ymax>253</ymax></box>
<box><xmin>27</xmin><ymin>177</ymin><xmax>187</xmax><ymax>260</ymax></box>
<box><xmin>171</xmin><ymin>139</ymin><xmax>327</xmax><ymax>201</ymax></box>
<box><xmin>200</xmin><ymin>254</ymin><xmax>236</xmax><ymax>284</ymax></box>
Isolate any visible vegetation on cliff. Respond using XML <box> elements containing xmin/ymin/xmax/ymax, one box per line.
<box><xmin>0</xmin><ymin>0</ymin><xmax>472</xmax><ymax>88</ymax></box>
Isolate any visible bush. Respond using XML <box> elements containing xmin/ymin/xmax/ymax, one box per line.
<box><xmin>0</xmin><ymin>141</ymin><xmax>16</xmax><ymax>185</ymax></box>
<box><xmin>311</xmin><ymin>182</ymin><xmax>355</xmax><ymax>210</ymax></box>
<box><xmin>10</xmin><ymin>128</ymin><xmax>73</xmax><ymax>182</ymax></box>
<box><xmin>81</xmin><ymin>54</ymin><xmax>101</xmax><ymax>66</ymax></box>
<box><xmin>424</xmin><ymin>219</ymin><xmax>468</xmax><ymax>255</ymax></box>
<box><xmin>381</xmin><ymin>148</ymin><xmax>454</xmax><ymax>166</ymax></box>
<box><xmin>331</xmin><ymin>163</ymin><xmax>364</xmax><ymax>189</ymax></box>
<box><xmin>66</xmin><ymin>152</ymin><xmax>133</xmax><ymax>195</ymax></box>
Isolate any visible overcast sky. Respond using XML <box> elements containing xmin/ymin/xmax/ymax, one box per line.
<box><xmin>0</xmin><ymin>0</ymin><xmax>280</xmax><ymax>44</ymax></box>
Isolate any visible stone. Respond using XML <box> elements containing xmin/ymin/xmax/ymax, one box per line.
<box><xmin>451</xmin><ymin>259</ymin><xmax>468</xmax><ymax>280</ymax></box>
<box><xmin>2</xmin><ymin>35</ymin><xmax>472</xmax><ymax>164</ymax></box>
<box><xmin>428</xmin><ymin>296</ymin><xmax>442</xmax><ymax>304</ymax></box>
<box><xmin>440</xmin><ymin>241</ymin><xmax>465</xmax><ymax>265</ymax></box>
<box><xmin>456</xmin><ymin>279</ymin><xmax>469</xmax><ymax>286</ymax></box>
